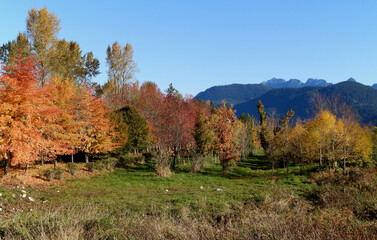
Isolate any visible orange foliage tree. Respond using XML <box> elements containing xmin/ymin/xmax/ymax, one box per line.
<box><xmin>0</xmin><ymin>55</ymin><xmax>56</xmax><ymax>174</ymax></box>
<box><xmin>211</xmin><ymin>101</ymin><xmax>239</xmax><ymax>174</ymax></box>
<box><xmin>73</xmin><ymin>84</ymin><xmax>118</xmax><ymax>163</ymax></box>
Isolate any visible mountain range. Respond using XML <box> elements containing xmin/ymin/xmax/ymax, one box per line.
<box><xmin>261</xmin><ymin>77</ymin><xmax>333</xmax><ymax>88</ymax></box>
<box><xmin>196</xmin><ymin>78</ymin><xmax>377</xmax><ymax>125</ymax></box>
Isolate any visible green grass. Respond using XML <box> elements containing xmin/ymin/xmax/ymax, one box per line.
<box><xmin>2</xmin><ymin>156</ymin><xmax>376</xmax><ymax>239</ymax></box>
<box><xmin>42</xmin><ymin>156</ymin><xmax>315</xmax><ymax>216</ymax></box>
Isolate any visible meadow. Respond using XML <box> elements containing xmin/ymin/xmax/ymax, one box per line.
<box><xmin>0</xmin><ymin>155</ymin><xmax>376</xmax><ymax>240</ymax></box>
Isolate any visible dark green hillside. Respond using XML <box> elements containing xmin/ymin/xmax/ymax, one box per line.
<box><xmin>234</xmin><ymin>86</ymin><xmax>322</xmax><ymax>120</ymax></box>
<box><xmin>234</xmin><ymin>82</ymin><xmax>377</xmax><ymax>125</ymax></box>
<box><xmin>195</xmin><ymin>83</ymin><xmax>271</xmax><ymax>106</ymax></box>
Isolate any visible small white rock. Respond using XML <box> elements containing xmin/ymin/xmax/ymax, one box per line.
<box><xmin>0</xmin><ymin>193</ymin><xmax>2</xmax><ymax>197</ymax></box>
<box><xmin>57</xmin><ymin>190</ymin><xmax>60</xmax><ymax>193</ymax></box>
<box><xmin>21</xmin><ymin>190</ymin><xmax>26</xmax><ymax>193</ymax></box>
<box><xmin>0</xmin><ymin>208</ymin><xmax>2</xmax><ymax>211</ymax></box>
<box><xmin>165</xmin><ymin>189</ymin><xmax>169</xmax><ymax>192</ymax></box>
<box><xmin>16</xmin><ymin>186</ymin><xmax>19</xmax><ymax>189</ymax></box>
<box><xmin>28</xmin><ymin>197</ymin><xmax>35</xmax><ymax>202</ymax></box>
<box><xmin>42</xmin><ymin>200</ymin><xmax>48</xmax><ymax>203</ymax></box>
<box><xmin>216</xmin><ymin>188</ymin><xmax>223</xmax><ymax>191</ymax></box>
<box><xmin>21</xmin><ymin>194</ymin><xmax>26</xmax><ymax>198</ymax></box>
<box><xmin>200</xmin><ymin>186</ymin><xmax>204</xmax><ymax>189</ymax></box>
<box><xmin>12</xmin><ymin>194</ymin><xmax>16</xmax><ymax>198</ymax></box>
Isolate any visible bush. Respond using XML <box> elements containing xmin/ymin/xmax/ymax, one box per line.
<box><xmin>42</xmin><ymin>169</ymin><xmax>54</xmax><ymax>181</ymax></box>
<box><xmin>101</xmin><ymin>158</ymin><xmax>118</xmax><ymax>171</ymax></box>
<box><xmin>66</xmin><ymin>163</ymin><xmax>78</xmax><ymax>176</ymax></box>
<box><xmin>118</xmin><ymin>154</ymin><xmax>141</xmax><ymax>168</ymax></box>
<box><xmin>53</xmin><ymin>167</ymin><xmax>65</xmax><ymax>180</ymax></box>
<box><xmin>155</xmin><ymin>148</ymin><xmax>172</xmax><ymax>177</ymax></box>
<box><xmin>86</xmin><ymin>162</ymin><xmax>96</xmax><ymax>172</ymax></box>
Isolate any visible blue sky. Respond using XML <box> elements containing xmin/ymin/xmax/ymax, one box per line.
<box><xmin>1</xmin><ymin>1</ymin><xmax>377</xmax><ymax>95</ymax></box>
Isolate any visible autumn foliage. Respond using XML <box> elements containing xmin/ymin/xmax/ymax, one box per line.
<box><xmin>0</xmin><ymin>54</ymin><xmax>116</xmax><ymax>174</ymax></box>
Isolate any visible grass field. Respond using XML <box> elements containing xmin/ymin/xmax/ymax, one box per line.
<box><xmin>0</xmin><ymin>156</ymin><xmax>376</xmax><ymax>239</ymax></box>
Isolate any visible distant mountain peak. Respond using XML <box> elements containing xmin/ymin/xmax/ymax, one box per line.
<box><xmin>262</xmin><ymin>78</ymin><xmax>332</xmax><ymax>88</ymax></box>
<box><xmin>347</xmin><ymin>77</ymin><xmax>356</xmax><ymax>82</ymax></box>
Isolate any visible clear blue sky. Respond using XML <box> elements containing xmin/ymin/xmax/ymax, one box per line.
<box><xmin>1</xmin><ymin>1</ymin><xmax>377</xmax><ymax>95</ymax></box>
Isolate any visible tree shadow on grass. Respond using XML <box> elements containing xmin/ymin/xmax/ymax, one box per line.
<box><xmin>237</xmin><ymin>155</ymin><xmax>271</xmax><ymax>170</ymax></box>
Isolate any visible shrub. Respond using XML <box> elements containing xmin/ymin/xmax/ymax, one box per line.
<box><xmin>53</xmin><ymin>167</ymin><xmax>65</xmax><ymax>180</ymax></box>
<box><xmin>102</xmin><ymin>158</ymin><xmax>118</xmax><ymax>171</ymax></box>
<box><xmin>42</xmin><ymin>169</ymin><xmax>54</xmax><ymax>181</ymax></box>
<box><xmin>190</xmin><ymin>155</ymin><xmax>205</xmax><ymax>173</ymax></box>
<box><xmin>66</xmin><ymin>163</ymin><xmax>78</xmax><ymax>176</ymax></box>
<box><xmin>155</xmin><ymin>148</ymin><xmax>172</xmax><ymax>177</ymax></box>
<box><xmin>86</xmin><ymin>162</ymin><xmax>96</xmax><ymax>172</ymax></box>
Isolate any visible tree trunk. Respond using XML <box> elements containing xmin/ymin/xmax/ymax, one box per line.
<box><xmin>25</xmin><ymin>164</ymin><xmax>29</xmax><ymax>174</ymax></box>
<box><xmin>71</xmin><ymin>154</ymin><xmax>74</xmax><ymax>163</ymax></box>
<box><xmin>319</xmin><ymin>145</ymin><xmax>322</xmax><ymax>168</ymax></box>
<box><xmin>4</xmin><ymin>158</ymin><xmax>10</xmax><ymax>175</ymax></box>
<box><xmin>54</xmin><ymin>159</ymin><xmax>57</xmax><ymax>168</ymax></box>
<box><xmin>221</xmin><ymin>160</ymin><xmax>229</xmax><ymax>175</ymax></box>
<box><xmin>85</xmin><ymin>153</ymin><xmax>89</xmax><ymax>163</ymax></box>
<box><xmin>41</xmin><ymin>154</ymin><xmax>44</xmax><ymax>165</ymax></box>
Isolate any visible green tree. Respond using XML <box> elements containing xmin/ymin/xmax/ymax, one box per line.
<box><xmin>193</xmin><ymin>109</ymin><xmax>214</xmax><ymax>155</ymax></box>
<box><xmin>0</xmin><ymin>33</ymin><xmax>31</xmax><ymax>65</ymax></box>
<box><xmin>115</xmin><ymin>105</ymin><xmax>149</xmax><ymax>152</ymax></box>
<box><xmin>50</xmin><ymin>40</ymin><xmax>100</xmax><ymax>85</ymax></box>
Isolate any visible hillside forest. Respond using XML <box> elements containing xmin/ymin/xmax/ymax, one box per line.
<box><xmin>1</xmin><ymin>7</ymin><xmax>377</xmax><ymax>239</ymax></box>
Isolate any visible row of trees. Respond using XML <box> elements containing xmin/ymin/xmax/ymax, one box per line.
<box><xmin>1</xmin><ymin>7</ymin><xmax>375</xmax><ymax>177</ymax></box>
<box><xmin>257</xmin><ymin>100</ymin><xmax>374</xmax><ymax>174</ymax></box>
<box><xmin>0</xmin><ymin>55</ymin><xmax>116</xmax><ymax>174</ymax></box>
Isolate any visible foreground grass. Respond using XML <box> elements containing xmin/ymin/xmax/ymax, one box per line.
<box><xmin>0</xmin><ymin>156</ymin><xmax>376</xmax><ymax>239</ymax></box>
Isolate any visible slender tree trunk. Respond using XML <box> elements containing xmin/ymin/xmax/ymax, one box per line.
<box><xmin>343</xmin><ymin>146</ymin><xmax>347</xmax><ymax>175</ymax></box>
<box><xmin>85</xmin><ymin>153</ymin><xmax>89</xmax><ymax>163</ymax></box>
<box><xmin>54</xmin><ymin>159</ymin><xmax>57</xmax><ymax>168</ymax></box>
<box><xmin>4</xmin><ymin>158</ymin><xmax>10</xmax><ymax>175</ymax></box>
<box><xmin>71</xmin><ymin>154</ymin><xmax>74</xmax><ymax>163</ymax></box>
<box><xmin>300</xmin><ymin>147</ymin><xmax>304</xmax><ymax>174</ymax></box>
<box><xmin>319</xmin><ymin>145</ymin><xmax>322</xmax><ymax>168</ymax></box>
<box><xmin>41</xmin><ymin>153</ymin><xmax>44</xmax><ymax>165</ymax></box>
<box><xmin>25</xmin><ymin>164</ymin><xmax>29</xmax><ymax>174</ymax></box>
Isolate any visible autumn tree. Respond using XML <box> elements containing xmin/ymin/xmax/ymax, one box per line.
<box><xmin>44</xmin><ymin>76</ymin><xmax>81</xmax><ymax>164</ymax></box>
<box><xmin>74</xmin><ymin>84</ymin><xmax>118</xmax><ymax>163</ymax></box>
<box><xmin>287</xmin><ymin>120</ymin><xmax>309</xmax><ymax>172</ymax></box>
<box><xmin>0</xmin><ymin>55</ymin><xmax>53</xmax><ymax>174</ymax></box>
<box><xmin>212</xmin><ymin>101</ymin><xmax>239</xmax><ymax>174</ymax></box>
<box><xmin>239</xmin><ymin>113</ymin><xmax>256</xmax><ymax>158</ymax></box>
<box><xmin>373</xmin><ymin>127</ymin><xmax>377</xmax><ymax>164</ymax></box>
<box><xmin>159</xmin><ymin>94</ymin><xmax>197</xmax><ymax>170</ymax></box>
<box><xmin>257</xmin><ymin>100</ymin><xmax>294</xmax><ymax>172</ymax></box>
<box><xmin>104</xmin><ymin>42</ymin><xmax>137</xmax><ymax>103</ymax></box>
<box><xmin>26</xmin><ymin>7</ymin><xmax>60</xmax><ymax>85</ymax></box>
<box><xmin>26</xmin><ymin>7</ymin><xmax>99</xmax><ymax>85</ymax></box>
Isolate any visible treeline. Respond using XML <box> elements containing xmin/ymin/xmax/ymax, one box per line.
<box><xmin>1</xmin><ymin>7</ymin><xmax>376</xmax><ymax>177</ymax></box>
